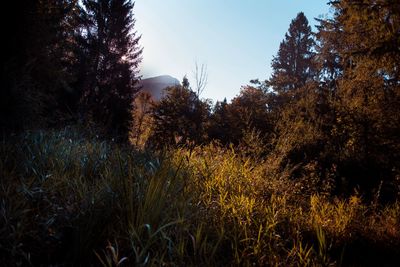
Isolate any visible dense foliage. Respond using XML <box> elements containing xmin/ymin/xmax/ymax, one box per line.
<box><xmin>142</xmin><ymin>3</ymin><xmax>399</xmax><ymax>200</ymax></box>
<box><xmin>1</xmin><ymin>0</ymin><xmax>399</xmax><ymax>266</ymax></box>
<box><xmin>1</xmin><ymin>0</ymin><xmax>142</xmax><ymax>140</ymax></box>
<box><xmin>148</xmin><ymin>78</ymin><xmax>210</xmax><ymax>148</ymax></box>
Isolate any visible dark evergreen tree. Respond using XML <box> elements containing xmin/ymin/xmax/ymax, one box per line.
<box><xmin>79</xmin><ymin>0</ymin><xmax>142</xmax><ymax>140</ymax></box>
<box><xmin>1</xmin><ymin>0</ymin><xmax>80</xmax><ymax>131</ymax></box>
<box><xmin>268</xmin><ymin>12</ymin><xmax>316</xmax><ymax>94</ymax></box>
<box><xmin>263</xmin><ymin>12</ymin><xmax>338</xmax><ymax>191</ymax></box>
<box><xmin>207</xmin><ymin>98</ymin><xmax>231</xmax><ymax>144</ymax></box>
<box><xmin>148</xmin><ymin>78</ymin><xmax>210</xmax><ymax>148</ymax></box>
<box><xmin>315</xmin><ymin>15</ymin><xmax>344</xmax><ymax>90</ymax></box>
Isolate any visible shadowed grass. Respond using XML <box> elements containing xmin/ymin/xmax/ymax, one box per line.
<box><xmin>0</xmin><ymin>130</ymin><xmax>399</xmax><ymax>266</ymax></box>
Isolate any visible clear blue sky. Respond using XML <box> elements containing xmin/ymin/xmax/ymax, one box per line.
<box><xmin>134</xmin><ymin>0</ymin><xmax>331</xmax><ymax>102</ymax></box>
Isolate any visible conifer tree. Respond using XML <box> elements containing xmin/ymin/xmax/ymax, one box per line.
<box><xmin>79</xmin><ymin>0</ymin><xmax>142</xmax><ymax>140</ymax></box>
<box><xmin>268</xmin><ymin>12</ymin><xmax>316</xmax><ymax>94</ymax></box>
<box><xmin>265</xmin><ymin>13</ymin><xmax>335</xmax><ymax>185</ymax></box>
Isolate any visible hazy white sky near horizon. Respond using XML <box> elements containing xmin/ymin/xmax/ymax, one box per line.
<box><xmin>135</xmin><ymin>0</ymin><xmax>331</xmax><ymax>102</ymax></box>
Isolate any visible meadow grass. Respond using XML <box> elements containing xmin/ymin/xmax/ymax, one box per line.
<box><xmin>1</xmin><ymin>130</ymin><xmax>399</xmax><ymax>266</ymax></box>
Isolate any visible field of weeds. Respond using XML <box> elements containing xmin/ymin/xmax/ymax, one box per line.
<box><xmin>1</xmin><ymin>130</ymin><xmax>399</xmax><ymax>266</ymax></box>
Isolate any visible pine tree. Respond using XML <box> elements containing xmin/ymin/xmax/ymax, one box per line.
<box><xmin>79</xmin><ymin>0</ymin><xmax>142</xmax><ymax>140</ymax></box>
<box><xmin>268</xmin><ymin>12</ymin><xmax>316</xmax><ymax>94</ymax></box>
<box><xmin>264</xmin><ymin>13</ymin><xmax>336</xmax><ymax>186</ymax></box>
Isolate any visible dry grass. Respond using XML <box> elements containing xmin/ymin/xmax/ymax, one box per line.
<box><xmin>1</xmin><ymin>130</ymin><xmax>399</xmax><ymax>266</ymax></box>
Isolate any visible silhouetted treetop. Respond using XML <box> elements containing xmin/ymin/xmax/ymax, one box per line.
<box><xmin>268</xmin><ymin>12</ymin><xmax>316</xmax><ymax>93</ymax></box>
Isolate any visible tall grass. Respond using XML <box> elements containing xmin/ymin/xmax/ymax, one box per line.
<box><xmin>1</xmin><ymin>129</ymin><xmax>399</xmax><ymax>266</ymax></box>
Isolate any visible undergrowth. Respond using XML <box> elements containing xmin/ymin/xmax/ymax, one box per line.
<box><xmin>1</xmin><ymin>129</ymin><xmax>399</xmax><ymax>266</ymax></box>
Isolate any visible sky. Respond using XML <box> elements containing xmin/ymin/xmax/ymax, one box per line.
<box><xmin>134</xmin><ymin>0</ymin><xmax>331</xmax><ymax>102</ymax></box>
